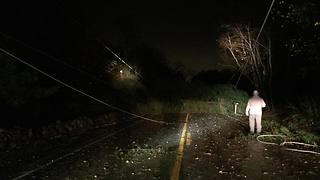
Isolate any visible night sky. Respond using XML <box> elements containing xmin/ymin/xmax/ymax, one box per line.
<box><xmin>2</xmin><ymin>0</ymin><xmax>271</xmax><ymax>73</ymax></box>
<box><xmin>126</xmin><ymin>0</ymin><xmax>271</xmax><ymax>72</ymax></box>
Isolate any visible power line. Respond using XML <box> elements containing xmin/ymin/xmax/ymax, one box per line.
<box><xmin>0</xmin><ymin>47</ymin><xmax>173</xmax><ymax>125</ymax></box>
<box><xmin>12</xmin><ymin>122</ymin><xmax>140</xmax><ymax>180</ymax></box>
<box><xmin>234</xmin><ymin>0</ymin><xmax>276</xmax><ymax>87</ymax></box>
<box><xmin>97</xmin><ymin>40</ymin><xmax>143</xmax><ymax>79</ymax></box>
<box><xmin>0</xmin><ymin>32</ymin><xmax>112</xmax><ymax>87</ymax></box>
<box><xmin>256</xmin><ymin>0</ymin><xmax>276</xmax><ymax>41</ymax></box>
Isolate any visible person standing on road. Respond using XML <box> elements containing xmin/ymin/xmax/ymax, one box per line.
<box><xmin>245</xmin><ymin>90</ymin><xmax>266</xmax><ymax>134</ymax></box>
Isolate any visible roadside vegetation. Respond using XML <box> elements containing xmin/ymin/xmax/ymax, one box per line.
<box><xmin>235</xmin><ymin>107</ymin><xmax>320</xmax><ymax>146</ymax></box>
<box><xmin>135</xmin><ymin>84</ymin><xmax>249</xmax><ymax>115</ymax></box>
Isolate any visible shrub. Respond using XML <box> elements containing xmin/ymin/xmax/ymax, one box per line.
<box><xmin>284</xmin><ymin>97</ymin><xmax>320</xmax><ymax>130</ymax></box>
<box><xmin>134</xmin><ymin>84</ymin><xmax>249</xmax><ymax>114</ymax></box>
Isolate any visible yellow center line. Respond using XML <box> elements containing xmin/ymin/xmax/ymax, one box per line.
<box><xmin>170</xmin><ymin>113</ymin><xmax>190</xmax><ymax>180</ymax></box>
<box><xmin>186</xmin><ymin>126</ymin><xmax>192</xmax><ymax>146</ymax></box>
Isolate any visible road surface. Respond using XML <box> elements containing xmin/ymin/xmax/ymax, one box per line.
<box><xmin>0</xmin><ymin>113</ymin><xmax>319</xmax><ymax>179</ymax></box>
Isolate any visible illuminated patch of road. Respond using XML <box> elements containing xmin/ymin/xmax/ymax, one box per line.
<box><xmin>186</xmin><ymin>125</ymin><xmax>192</xmax><ymax>146</ymax></box>
<box><xmin>170</xmin><ymin>113</ymin><xmax>190</xmax><ymax>180</ymax></box>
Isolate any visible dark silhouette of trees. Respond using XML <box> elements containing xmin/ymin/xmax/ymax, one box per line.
<box><xmin>271</xmin><ymin>0</ymin><xmax>320</xmax><ymax>98</ymax></box>
<box><xmin>0</xmin><ymin>2</ymin><xmax>188</xmax><ymax>127</ymax></box>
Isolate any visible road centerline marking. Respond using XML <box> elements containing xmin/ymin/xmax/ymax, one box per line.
<box><xmin>170</xmin><ymin>113</ymin><xmax>189</xmax><ymax>180</ymax></box>
<box><xmin>186</xmin><ymin>126</ymin><xmax>192</xmax><ymax>146</ymax></box>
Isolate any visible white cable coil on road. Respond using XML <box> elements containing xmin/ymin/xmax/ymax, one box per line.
<box><xmin>225</xmin><ymin>115</ymin><xmax>320</xmax><ymax>155</ymax></box>
<box><xmin>257</xmin><ymin>134</ymin><xmax>320</xmax><ymax>155</ymax></box>
<box><xmin>256</xmin><ymin>134</ymin><xmax>286</xmax><ymax>146</ymax></box>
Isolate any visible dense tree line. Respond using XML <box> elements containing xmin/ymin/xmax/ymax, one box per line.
<box><xmin>0</xmin><ymin>1</ymin><xmax>186</xmax><ymax>127</ymax></box>
<box><xmin>271</xmin><ymin>0</ymin><xmax>320</xmax><ymax>99</ymax></box>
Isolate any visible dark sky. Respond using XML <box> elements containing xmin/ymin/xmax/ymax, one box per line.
<box><xmin>90</xmin><ymin>0</ymin><xmax>272</xmax><ymax>73</ymax></box>
<box><xmin>1</xmin><ymin>0</ymin><xmax>271</xmax><ymax>73</ymax></box>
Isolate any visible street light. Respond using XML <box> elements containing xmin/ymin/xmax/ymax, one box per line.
<box><xmin>120</xmin><ymin>70</ymin><xmax>123</xmax><ymax>79</ymax></box>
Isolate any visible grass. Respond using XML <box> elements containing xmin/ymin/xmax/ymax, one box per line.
<box><xmin>134</xmin><ymin>84</ymin><xmax>249</xmax><ymax>115</ymax></box>
<box><xmin>284</xmin><ymin>97</ymin><xmax>320</xmax><ymax>129</ymax></box>
<box><xmin>233</xmin><ymin>109</ymin><xmax>320</xmax><ymax>146</ymax></box>
<box><xmin>262</xmin><ymin>112</ymin><xmax>320</xmax><ymax>145</ymax></box>
<box><xmin>135</xmin><ymin>99</ymin><xmax>182</xmax><ymax>114</ymax></box>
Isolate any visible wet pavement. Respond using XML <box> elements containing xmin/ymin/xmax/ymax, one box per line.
<box><xmin>0</xmin><ymin>114</ymin><xmax>184</xmax><ymax>180</ymax></box>
<box><xmin>1</xmin><ymin>113</ymin><xmax>320</xmax><ymax>179</ymax></box>
<box><xmin>182</xmin><ymin>114</ymin><xmax>320</xmax><ymax>180</ymax></box>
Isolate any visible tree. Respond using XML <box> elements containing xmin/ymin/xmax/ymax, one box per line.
<box><xmin>0</xmin><ymin>54</ymin><xmax>60</xmax><ymax>126</ymax></box>
<box><xmin>218</xmin><ymin>25</ymin><xmax>272</xmax><ymax>104</ymax></box>
<box><xmin>271</xmin><ymin>0</ymin><xmax>320</xmax><ymax>95</ymax></box>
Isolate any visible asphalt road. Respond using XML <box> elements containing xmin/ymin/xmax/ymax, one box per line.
<box><xmin>1</xmin><ymin>113</ymin><xmax>319</xmax><ymax>180</ymax></box>
<box><xmin>1</xmin><ymin>114</ymin><xmax>184</xmax><ymax>180</ymax></box>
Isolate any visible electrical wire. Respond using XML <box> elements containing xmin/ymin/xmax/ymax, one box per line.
<box><xmin>0</xmin><ymin>47</ymin><xmax>175</xmax><ymax>125</ymax></box>
<box><xmin>0</xmin><ymin>32</ymin><xmax>112</xmax><ymax>87</ymax></box>
<box><xmin>12</xmin><ymin>121</ymin><xmax>141</xmax><ymax>180</ymax></box>
<box><xmin>226</xmin><ymin>116</ymin><xmax>320</xmax><ymax>155</ymax></box>
<box><xmin>257</xmin><ymin>134</ymin><xmax>320</xmax><ymax>155</ymax></box>
<box><xmin>96</xmin><ymin>40</ymin><xmax>142</xmax><ymax>79</ymax></box>
<box><xmin>232</xmin><ymin>0</ymin><xmax>276</xmax><ymax>87</ymax></box>
<box><xmin>256</xmin><ymin>0</ymin><xmax>276</xmax><ymax>42</ymax></box>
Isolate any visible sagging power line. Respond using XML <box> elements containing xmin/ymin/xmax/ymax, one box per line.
<box><xmin>0</xmin><ymin>47</ymin><xmax>173</xmax><ymax>125</ymax></box>
<box><xmin>0</xmin><ymin>32</ymin><xmax>112</xmax><ymax>87</ymax></box>
<box><xmin>232</xmin><ymin>0</ymin><xmax>276</xmax><ymax>87</ymax></box>
<box><xmin>96</xmin><ymin>40</ymin><xmax>143</xmax><ymax>79</ymax></box>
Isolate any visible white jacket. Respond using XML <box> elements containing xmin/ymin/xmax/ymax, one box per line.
<box><xmin>246</xmin><ymin>96</ymin><xmax>266</xmax><ymax>115</ymax></box>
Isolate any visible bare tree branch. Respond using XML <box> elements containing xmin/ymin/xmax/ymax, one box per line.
<box><xmin>218</xmin><ymin>24</ymin><xmax>273</xmax><ymax>104</ymax></box>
